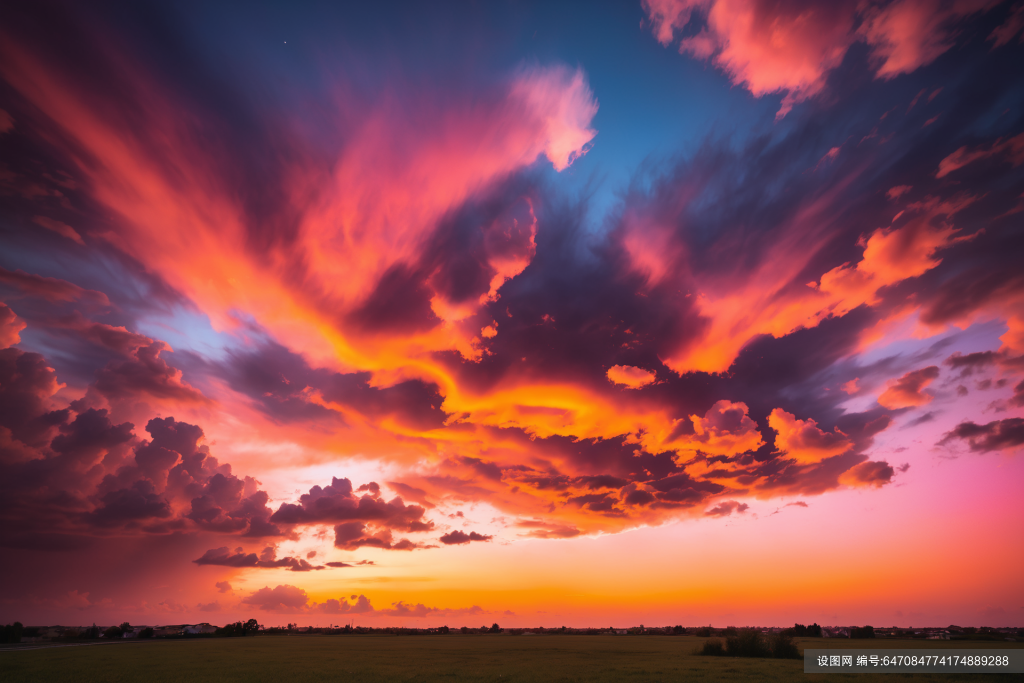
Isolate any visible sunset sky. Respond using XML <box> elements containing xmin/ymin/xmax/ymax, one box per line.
<box><xmin>1</xmin><ymin>0</ymin><xmax>1023</xmax><ymax>629</ymax></box>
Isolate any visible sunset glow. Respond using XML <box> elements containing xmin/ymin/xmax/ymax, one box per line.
<box><xmin>1</xmin><ymin>0</ymin><xmax>1022</xmax><ymax>630</ymax></box>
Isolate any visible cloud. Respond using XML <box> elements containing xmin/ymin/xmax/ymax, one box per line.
<box><xmin>877</xmin><ymin>366</ymin><xmax>940</xmax><ymax>409</ymax></box>
<box><xmin>839</xmin><ymin>460</ymin><xmax>895</xmax><ymax>488</ymax></box>
<box><xmin>313</xmin><ymin>595</ymin><xmax>374</xmax><ymax>615</ymax></box>
<box><xmin>0</xmin><ymin>303</ymin><xmax>26</xmax><ymax>347</ymax></box>
<box><xmin>0</xmin><ymin>267</ymin><xmax>110</xmax><ymax>306</ymax></box>
<box><xmin>192</xmin><ymin>546</ymin><xmax>325</xmax><ymax>571</ymax></box>
<box><xmin>332</xmin><ymin>522</ymin><xmax>427</xmax><ymax>551</ymax></box>
<box><xmin>643</xmin><ymin>0</ymin><xmax>997</xmax><ymax>118</ymax></box>
<box><xmin>241</xmin><ymin>584</ymin><xmax>310</xmax><ymax>612</ymax></box>
<box><xmin>32</xmin><ymin>215</ymin><xmax>84</xmax><ymax>245</ymax></box>
<box><xmin>937</xmin><ymin>132</ymin><xmax>1024</xmax><ymax>178</ymax></box>
<box><xmin>438</xmin><ymin>530</ymin><xmax>493</xmax><ymax>545</ymax></box>
<box><xmin>704</xmin><ymin>500</ymin><xmax>748</xmax><ymax>517</ymax></box>
<box><xmin>215</xmin><ymin>581</ymin><xmax>232</xmax><ymax>594</ymax></box>
<box><xmin>515</xmin><ymin>520</ymin><xmax>581</xmax><ymax>539</ymax></box>
<box><xmin>688</xmin><ymin>400</ymin><xmax>763</xmax><ymax>454</ymax></box>
<box><xmin>769</xmin><ymin>408</ymin><xmax>852</xmax><ymax>464</ymax></box>
<box><xmin>989</xmin><ymin>2</ymin><xmax>1024</xmax><ymax>47</ymax></box>
<box><xmin>939</xmin><ymin>418</ymin><xmax>1024</xmax><ymax>452</ymax></box>
<box><xmin>269</xmin><ymin>477</ymin><xmax>433</xmax><ymax>538</ymax></box>
<box><xmin>606</xmin><ymin>364</ymin><xmax>656</xmax><ymax>388</ymax></box>
<box><xmin>94</xmin><ymin>341</ymin><xmax>209</xmax><ymax>404</ymax></box>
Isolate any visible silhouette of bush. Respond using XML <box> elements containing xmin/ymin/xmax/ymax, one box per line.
<box><xmin>851</xmin><ymin>625</ymin><xmax>875</xmax><ymax>638</ymax></box>
<box><xmin>0</xmin><ymin>622</ymin><xmax>23</xmax><ymax>644</ymax></box>
<box><xmin>139</xmin><ymin>628</ymin><xmax>154</xmax><ymax>639</ymax></box>
<box><xmin>768</xmin><ymin>632</ymin><xmax>802</xmax><ymax>659</ymax></box>
<box><xmin>726</xmin><ymin>629</ymin><xmax>772</xmax><ymax>657</ymax></box>
<box><xmin>699</xmin><ymin>630</ymin><xmax>801</xmax><ymax>659</ymax></box>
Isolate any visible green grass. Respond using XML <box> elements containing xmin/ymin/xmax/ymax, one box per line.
<box><xmin>1</xmin><ymin>635</ymin><xmax>1021</xmax><ymax>682</ymax></box>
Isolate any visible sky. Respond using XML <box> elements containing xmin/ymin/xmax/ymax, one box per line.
<box><xmin>1</xmin><ymin>0</ymin><xmax>1022</xmax><ymax>629</ymax></box>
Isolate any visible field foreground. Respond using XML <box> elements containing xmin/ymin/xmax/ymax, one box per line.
<box><xmin>2</xmin><ymin>635</ymin><xmax>1022</xmax><ymax>682</ymax></box>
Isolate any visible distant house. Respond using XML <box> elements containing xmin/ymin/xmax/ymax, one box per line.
<box><xmin>153</xmin><ymin>625</ymin><xmax>184</xmax><ymax>637</ymax></box>
<box><xmin>184</xmin><ymin>623</ymin><xmax>217</xmax><ymax>635</ymax></box>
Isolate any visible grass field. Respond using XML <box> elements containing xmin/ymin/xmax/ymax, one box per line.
<box><xmin>2</xmin><ymin>635</ymin><xmax>1022</xmax><ymax>682</ymax></box>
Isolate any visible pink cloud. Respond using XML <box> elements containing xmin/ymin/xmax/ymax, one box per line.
<box><xmin>0</xmin><ymin>303</ymin><xmax>26</xmax><ymax>348</ymax></box>
<box><xmin>936</xmin><ymin>132</ymin><xmax>1024</xmax><ymax>178</ymax></box>
<box><xmin>644</xmin><ymin>0</ymin><xmax>998</xmax><ymax>117</ymax></box>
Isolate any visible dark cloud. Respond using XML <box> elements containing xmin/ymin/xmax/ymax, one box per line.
<box><xmin>438</xmin><ymin>530</ymin><xmax>492</xmax><ymax>545</ymax></box>
<box><xmin>193</xmin><ymin>546</ymin><xmax>325</xmax><ymax>571</ymax></box>
<box><xmin>332</xmin><ymin>521</ymin><xmax>427</xmax><ymax>551</ymax></box>
<box><xmin>0</xmin><ymin>266</ymin><xmax>110</xmax><ymax>306</ymax></box>
<box><xmin>215</xmin><ymin>340</ymin><xmax>447</xmax><ymax>429</ymax></box>
<box><xmin>1011</xmin><ymin>379</ymin><xmax>1024</xmax><ymax>408</ymax></box>
<box><xmin>704</xmin><ymin>500</ymin><xmax>749</xmax><ymax>518</ymax></box>
<box><xmin>939</xmin><ymin>418</ymin><xmax>1024</xmax><ymax>452</ymax></box>
<box><xmin>270</xmin><ymin>477</ymin><xmax>433</xmax><ymax>534</ymax></box>
<box><xmin>84</xmin><ymin>480</ymin><xmax>172</xmax><ymax>528</ymax></box>
<box><xmin>94</xmin><ymin>341</ymin><xmax>208</xmax><ymax>404</ymax></box>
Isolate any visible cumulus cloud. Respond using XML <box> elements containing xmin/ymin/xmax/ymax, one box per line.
<box><xmin>769</xmin><ymin>408</ymin><xmax>852</xmax><ymax>464</ymax></box>
<box><xmin>193</xmin><ymin>546</ymin><xmax>325</xmax><ymax>571</ymax></box>
<box><xmin>241</xmin><ymin>584</ymin><xmax>310</xmax><ymax>612</ymax></box>
<box><xmin>688</xmin><ymin>400</ymin><xmax>763</xmax><ymax>454</ymax></box>
<box><xmin>438</xmin><ymin>530</ymin><xmax>493</xmax><ymax>545</ymax></box>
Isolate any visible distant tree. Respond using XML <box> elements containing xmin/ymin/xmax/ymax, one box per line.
<box><xmin>139</xmin><ymin>628</ymin><xmax>154</xmax><ymax>639</ymax></box>
<box><xmin>694</xmin><ymin>626</ymin><xmax>712</xmax><ymax>638</ymax></box>
<box><xmin>490</xmin><ymin>623</ymin><xmax>501</xmax><ymax>633</ymax></box>
<box><xmin>793</xmin><ymin>623</ymin><xmax>822</xmax><ymax>637</ymax></box>
<box><xmin>119</xmin><ymin>622</ymin><xmax>132</xmax><ymax>634</ymax></box>
<box><xmin>103</xmin><ymin>625</ymin><xmax>123</xmax><ymax>639</ymax></box>
<box><xmin>851</xmin><ymin>626</ymin><xmax>875</xmax><ymax>639</ymax></box>
<box><xmin>83</xmin><ymin>624</ymin><xmax>100</xmax><ymax>639</ymax></box>
<box><xmin>439</xmin><ymin>626</ymin><xmax>450</xmax><ymax>634</ymax></box>
<box><xmin>460</xmin><ymin>626</ymin><xmax>468</xmax><ymax>634</ymax></box>
<box><xmin>699</xmin><ymin>639</ymin><xmax>724</xmax><ymax>656</ymax></box>
<box><xmin>0</xmin><ymin>622</ymin><xmax>23</xmax><ymax>644</ymax></box>
<box><xmin>243</xmin><ymin>619</ymin><xmax>260</xmax><ymax>636</ymax></box>
<box><xmin>673</xmin><ymin>625</ymin><xmax>684</xmax><ymax>635</ymax></box>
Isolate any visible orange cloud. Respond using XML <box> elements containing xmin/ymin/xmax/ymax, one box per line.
<box><xmin>0</xmin><ymin>303</ymin><xmax>26</xmax><ymax>347</ymax></box>
<box><xmin>656</xmin><ymin>194</ymin><xmax>976</xmax><ymax>374</ymax></box>
<box><xmin>877</xmin><ymin>366</ymin><xmax>940</xmax><ymax>409</ymax></box>
<box><xmin>769</xmin><ymin>408</ymin><xmax>853</xmax><ymax>464</ymax></box>
<box><xmin>606</xmin><ymin>364</ymin><xmax>656</xmax><ymax>388</ymax></box>
<box><xmin>689</xmin><ymin>400</ymin><xmax>763</xmax><ymax>455</ymax></box>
